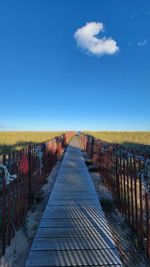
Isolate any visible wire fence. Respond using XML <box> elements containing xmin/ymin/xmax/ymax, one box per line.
<box><xmin>80</xmin><ymin>133</ymin><xmax>150</xmax><ymax>259</ymax></box>
<box><xmin>0</xmin><ymin>132</ymin><xmax>74</xmax><ymax>256</ymax></box>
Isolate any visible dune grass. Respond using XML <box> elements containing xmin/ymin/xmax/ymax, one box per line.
<box><xmin>0</xmin><ymin>131</ymin><xmax>64</xmax><ymax>154</ymax></box>
<box><xmin>84</xmin><ymin>131</ymin><xmax>150</xmax><ymax>152</ymax></box>
<box><xmin>1</xmin><ymin>131</ymin><xmax>150</xmax><ymax>154</ymax></box>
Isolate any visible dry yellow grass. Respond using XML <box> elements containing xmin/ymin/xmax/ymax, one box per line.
<box><xmin>84</xmin><ymin>131</ymin><xmax>150</xmax><ymax>151</ymax></box>
<box><xmin>0</xmin><ymin>131</ymin><xmax>64</xmax><ymax>154</ymax></box>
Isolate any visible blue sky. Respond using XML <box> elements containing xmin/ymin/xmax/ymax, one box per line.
<box><xmin>0</xmin><ymin>0</ymin><xmax>150</xmax><ymax>131</ymax></box>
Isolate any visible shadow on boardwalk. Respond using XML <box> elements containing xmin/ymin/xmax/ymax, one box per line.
<box><xmin>25</xmin><ymin>137</ymin><xmax>123</xmax><ymax>267</ymax></box>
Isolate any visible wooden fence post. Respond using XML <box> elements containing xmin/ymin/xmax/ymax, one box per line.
<box><xmin>146</xmin><ymin>191</ymin><xmax>150</xmax><ymax>259</ymax></box>
<box><xmin>28</xmin><ymin>145</ymin><xmax>32</xmax><ymax>205</ymax></box>
<box><xmin>2</xmin><ymin>155</ymin><xmax>6</xmax><ymax>255</ymax></box>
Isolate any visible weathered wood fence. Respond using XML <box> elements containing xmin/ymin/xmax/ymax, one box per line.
<box><xmin>80</xmin><ymin>133</ymin><xmax>150</xmax><ymax>259</ymax></box>
<box><xmin>0</xmin><ymin>132</ymin><xmax>74</xmax><ymax>256</ymax></box>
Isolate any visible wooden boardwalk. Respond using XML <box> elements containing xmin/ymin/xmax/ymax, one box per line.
<box><xmin>25</xmin><ymin>137</ymin><xmax>122</xmax><ymax>267</ymax></box>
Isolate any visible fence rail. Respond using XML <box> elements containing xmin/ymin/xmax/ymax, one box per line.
<box><xmin>0</xmin><ymin>132</ymin><xmax>74</xmax><ymax>256</ymax></box>
<box><xmin>80</xmin><ymin>133</ymin><xmax>150</xmax><ymax>259</ymax></box>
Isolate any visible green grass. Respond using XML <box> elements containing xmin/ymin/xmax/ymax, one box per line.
<box><xmin>0</xmin><ymin>131</ymin><xmax>64</xmax><ymax>154</ymax></box>
<box><xmin>84</xmin><ymin>131</ymin><xmax>150</xmax><ymax>152</ymax></box>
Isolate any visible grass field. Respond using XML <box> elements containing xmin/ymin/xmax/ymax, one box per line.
<box><xmin>84</xmin><ymin>131</ymin><xmax>150</xmax><ymax>152</ymax></box>
<box><xmin>0</xmin><ymin>131</ymin><xmax>64</xmax><ymax>154</ymax></box>
<box><xmin>1</xmin><ymin>131</ymin><xmax>150</xmax><ymax>154</ymax></box>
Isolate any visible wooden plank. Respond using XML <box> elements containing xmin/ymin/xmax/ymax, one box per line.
<box><xmin>42</xmin><ymin>210</ymin><xmax>103</xmax><ymax>219</ymax></box>
<box><xmin>35</xmin><ymin>226</ymin><xmax>104</xmax><ymax>238</ymax></box>
<box><xmin>44</xmin><ymin>205</ymin><xmax>103</xmax><ymax>213</ymax></box>
<box><xmin>46</xmin><ymin>200</ymin><xmax>100</xmax><ymax>206</ymax></box>
<box><xmin>25</xmin><ymin>249</ymin><xmax>122</xmax><ymax>266</ymax></box>
<box><xmin>39</xmin><ymin>217</ymin><xmax>111</xmax><ymax>234</ymax></box>
<box><xmin>25</xmin><ymin>136</ymin><xmax>122</xmax><ymax>267</ymax></box>
<box><xmin>31</xmin><ymin>235</ymin><xmax>115</xmax><ymax>250</ymax></box>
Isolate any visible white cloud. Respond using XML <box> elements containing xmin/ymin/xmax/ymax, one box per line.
<box><xmin>74</xmin><ymin>22</ymin><xmax>119</xmax><ymax>57</ymax></box>
<box><xmin>137</xmin><ymin>39</ymin><xmax>147</xmax><ymax>46</ymax></box>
